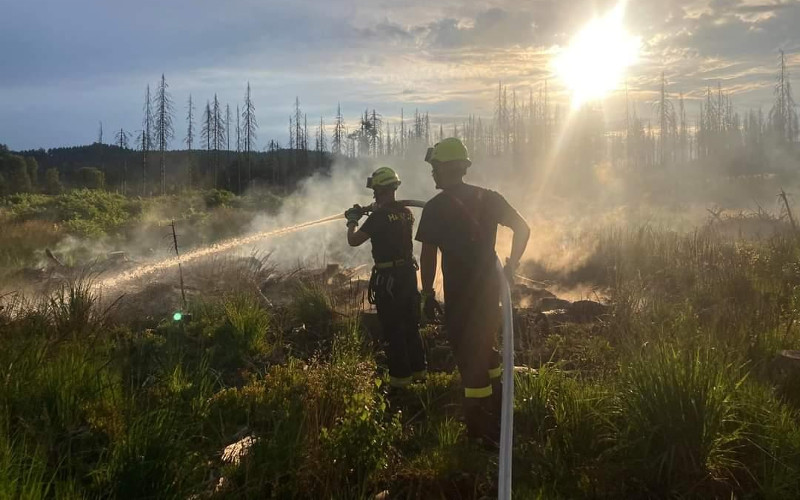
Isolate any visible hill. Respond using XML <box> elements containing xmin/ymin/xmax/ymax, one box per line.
<box><xmin>11</xmin><ymin>143</ymin><xmax>333</xmax><ymax>195</ymax></box>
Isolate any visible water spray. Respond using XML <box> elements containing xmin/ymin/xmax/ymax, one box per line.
<box><xmin>98</xmin><ymin>200</ymin><xmax>428</xmax><ymax>290</ymax></box>
<box><xmin>98</xmin><ymin>213</ymin><xmax>344</xmax><ymax>289</ymax></box>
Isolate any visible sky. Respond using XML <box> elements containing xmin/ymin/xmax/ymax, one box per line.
<box><xmin>1</xmin><ymin>0</ymin><xmax>799</xmax><ymax>151</ymax></box>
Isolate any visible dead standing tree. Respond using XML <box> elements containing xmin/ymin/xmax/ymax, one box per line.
<box><xmin>141</xmin><ymin>84</ymin><xmax>153</xmax><ymax>196</ymax></box>
<box><xmin>315</xmin><ymin>115</ymin><xmax>327</xmax><ymax>168</ymax></box>
<box><xmin>236</xmin><ymin>104</ymin><xmax>242</xmax><ymax>192</ymax></box>
<box><xmin>332</xmin><ymin>102</ymin><xmax>345</xmax><ymax>156</ymax></box>
<box><xmin>153</xmin><ymin>74</ymin><xmax>175</xmax><ymax>195</ymax></box>
<box><xmin>115</xmin><ymin>128</ymin><xmax>131</xmax><ymax>194</ymax></box>
<box><xmin>201</xmin><ymin>100</ymin><xmax>212</xmax><ymax>187</ymax></box>
<box><xmin>185</xmin><ymin>94</ymin><xmax>195</xmax><ymax>188</ymax></box>
<box><xmin>212</xmin><ymin>94</ymin><xmax>226</xmax><ymax>189</ymax></box>
<box><xmin>770</xmin><ymin>50</ymin><xmax>799</xmax><ymax>144</ymax></box>
<box><xmin>225</xmin><ymin>103</ymin><xmax>232</xmax><ymax>188</ymax></box>
<box><xmin>655</xmin><ymin>72</ymin><xmax>675</xmax><ymax>166</ymax></box>
<box><xmin>242</xmin><ymin>82</ymin><xmax>257</xmax><ymax>188</ymax></box>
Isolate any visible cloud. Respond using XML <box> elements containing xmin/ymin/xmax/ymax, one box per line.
<box><xmin>735</xmin><ymin>2</ymin><xmax>796</xmax><ymax>14</ymax></box>
<box><xmin>426</xmin><ymin>8</ymin><xmax>537</xmax><ymax>48</ymax></box>
<box><xmin>1</xmin><ymin>0</ymin><xmax>800</xmax><ymax>150</ymax></box>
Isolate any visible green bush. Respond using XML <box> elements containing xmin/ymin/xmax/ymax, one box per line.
<box><xmin>2</xmin><ymin>189</ymin><xmax>141</xmax><ymax>237</ymax></box>
<box><xmin>209</xmin><ymin>355</ymin><xmax>397</xmax><ymax>498</ymax></box>
<box><xmin>57</xmin><ymin>189</ymin><xmax>137</xmax><ymax>236</ymax></box>
<box><xmin>205</xmin><ymin>189</ymin><xmax>236</xmax><ymax>208</ymax></box>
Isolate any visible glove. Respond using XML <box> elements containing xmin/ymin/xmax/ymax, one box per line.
<box><xmin>344</xmin><ymin>204</ymin><xmax>364</xmax><ymax>227</ymax></box>
<box><xmin>420</xmin><ymin>289</ymin><xmax>443</xmax><ymax>325</ymax></box>
<box><xmin>503</xmin><ymin>258</ymin><xmax>518</xmax><ymax>286</ymax></box>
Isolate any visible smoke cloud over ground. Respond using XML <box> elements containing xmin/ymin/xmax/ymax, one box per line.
<box><xmin>12</xmin><ymin>139</ymin><xmax>796</xmax><ymax>302</ymax></box>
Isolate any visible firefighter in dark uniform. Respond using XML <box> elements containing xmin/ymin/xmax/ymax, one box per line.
<box><xmin>415</xmin><ymin>138</ymin><xmax>530</xmax><ymax>443</ymax></box>
<box><xmin>345</xmin><ymin>167</ymin><xmax>427</xmax><ymax>388</ymax></box>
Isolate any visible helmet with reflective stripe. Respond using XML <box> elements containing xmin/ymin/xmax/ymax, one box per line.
<box><xmin>366</xmin><ymin>166</ymin><xmax>401</xmax><ymax>189</ymax></box>
<box><xmin>424</xmin><ymin>137</ymin><xmax>471</xmax><ymax>168</ymax></box>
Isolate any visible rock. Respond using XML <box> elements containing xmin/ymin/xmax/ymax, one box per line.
<box><xmin>568</xmin><ymin>300</ymin><xmax>610</xmax><ymax>322</ymax></box>
<box><xmin>538</xmin><ymin>297</ymin><xmax>572</xmax><ymax>311</ymax></box>
<box><xmin>512</xmin><ymin>283</ymin><xmax>555</xmax><ymax>306</ymax></box>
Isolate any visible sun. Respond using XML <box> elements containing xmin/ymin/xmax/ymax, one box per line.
<box><xmin>554</xmin><ymin>1</ymin><xmax>640</xmax><ymax>108</ymax></box>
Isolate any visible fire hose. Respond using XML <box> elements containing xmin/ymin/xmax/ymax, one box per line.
<box><xmin>363</xmin><ymin>199</ymin><xmax>514</xmax><ymax>499</ymax></box>
<box><xmin>358</xmin><ymin>199</ymin><xmax>427</xmax><ymax>213</ymax></box>
<box><xmin>496</xmin><ymin>257</ymin><xmax>514</xmax><ymax>500</ymax></box>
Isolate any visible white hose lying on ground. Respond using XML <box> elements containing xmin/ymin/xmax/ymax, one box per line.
<box><xmin>496</xmin><ymin>257</ymin><xmax>515</xmax><ymax>500</ymax></box>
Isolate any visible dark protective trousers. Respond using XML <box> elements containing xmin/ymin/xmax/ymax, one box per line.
<box><xmin>444</xmin><ymin>265</ymin><xmax>503</xmax><ymax>440</ymax></box>
<box><xmin>371</xmin><ymin>266</ymin><xmax>427</xmax><ymax>387</ymax></box>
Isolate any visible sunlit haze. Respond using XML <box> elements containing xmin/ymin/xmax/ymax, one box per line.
<box><xmin>554</xmin><ymin>1</ymin><xmax>640</xmax><ymax>108</ymax></box>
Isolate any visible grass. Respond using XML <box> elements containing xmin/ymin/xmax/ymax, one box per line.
<box><xmin>0</xmin><ymin>189</ymin><xmax>286</xmax><ymax>279</ymax></box>
<box><xmin>619</xmin><ymin>347</ymin><xmax>747</xmax><ymax>495</ymax></box>
<box><xmin>2</xmin><ymin>224</ymin><xmax>800</xmax><ymax>498</ymax></box>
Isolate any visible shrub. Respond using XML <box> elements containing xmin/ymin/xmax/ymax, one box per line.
<box><xmin>57</xmin><ymin>189</ymin><xmax>136</xmax><ymax>236</ymax></box>
<box><xmin>209</xmin><ymin>356</ymin><xmax>397</xmax><ymax>498</ymax></box>
<box><xmin>204</xmin><ymin>189</ymin><xmax>236</xmax><ymax>208</ymax></box>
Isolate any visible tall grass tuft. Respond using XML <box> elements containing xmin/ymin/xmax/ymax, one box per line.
<box><xmin>223</xmin><ymin>293</ymin><xmax>272</xmax><ymax>355</ymax></box>
<box><xmin>289</xmin><ymin>281</ymin><xmax>334</xmax><ymax>334</ymax></box>
<box><xmin>49</xmin><ymin>277</ymin><xmax>102</xmax><ymax>338</ymax></box>
<box><xmin>0</xmin><ymin>425</ymin><xmax>55</xmax><ymax>500</ymax></box>
<box><xmin>514</xmin><ymin>365</ymin><xmax>616</xmax><ymax>496</ymax></box>
<box><xmin>620</xmin><ymin>346</ymin><xmax>746</xmax><ymax>495</ymax></box>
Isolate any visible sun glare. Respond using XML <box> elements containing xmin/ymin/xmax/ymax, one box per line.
<box><xmin>554</xmin><ymin>1</ymin><xmax>640</xmax><ymax>108</ymax></box>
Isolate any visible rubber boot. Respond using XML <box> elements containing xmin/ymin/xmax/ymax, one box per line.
<box><xmin>463</xmin><ymin>398</ymin><xmax>499</xmax><ymax>449</ymax></box>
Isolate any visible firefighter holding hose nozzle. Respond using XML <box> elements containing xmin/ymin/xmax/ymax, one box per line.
<box><xmin>344</xmin><ymin>167</ymin><xmax>427</xmax><ymax>390</ymax></box>
<box><xmin>416</xmin><ymin>138</ymin><xmax>530</xmax><ymax>445</ymax></box>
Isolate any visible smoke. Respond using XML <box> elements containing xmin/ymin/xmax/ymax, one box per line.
<box><xmin>209</xmin><ymin>140</ymin><xmax>799</xmax><ymax>288</ymax></box>
<box><xmin>243</xmin><ymin>149</ymin><xmax>438</xmax><ymax>272</ymax></box>
<box><xmin>32</xmin><ymin>135</ymin><xmax>799</xmax><ymax>299</ymax></box>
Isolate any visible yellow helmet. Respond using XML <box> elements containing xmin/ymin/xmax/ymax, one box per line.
<box><xmin>424</xmin><ymin>137</ymin><xmax>471</xmax><ymax>168</ymax></box>
<box><xmin>366</xmin><ymin>166</ymin><xmax>401</xmax><ymax>189</ymax></box>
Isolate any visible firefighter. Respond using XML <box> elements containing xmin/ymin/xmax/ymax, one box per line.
<box><xmin>345</xmin><ymin>166</ymin><xmax>427</xmax><ymax>389</ymax></box>
<box><xmin>415</xmin><ymin>138</ymin><xmax>530</xmax><ymax>443</ymax></box>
